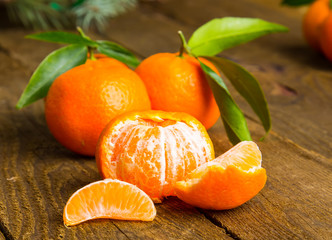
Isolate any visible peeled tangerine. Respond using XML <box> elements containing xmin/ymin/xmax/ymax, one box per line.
<box><xmin>96</xmin><ymin>110</ymin><xmax>215</xmax><ymax>202</ymax></box>
<box><xmin>174</xmin><ymin>141</ymin><xmax>267</xmax><ymax>210</ymax></box>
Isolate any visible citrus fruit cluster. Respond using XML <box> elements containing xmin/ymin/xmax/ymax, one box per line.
<box><xmin>45</xmin><ymin>53</ymin><xmax>220</xmax><ymax>156</ymax></box>
<box><xmin>303</xmin><ymin>0</ymin><xmax>332</xmax><ymax>61</ymax></box>
<box><xmin>16</xmin><ymin>18</ymin><xmax>283</xmax><ymax>226</ymax></box>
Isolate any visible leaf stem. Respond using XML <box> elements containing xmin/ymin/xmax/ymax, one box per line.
<box><xmin>77</xmin><ymin>26</ymin><xmax>91</xmax><ymax>40</ymax></box>
<box><xmin>177</xmin><ymin>31</ymin><xmax>190</xmax><ymax>57</ymax></box>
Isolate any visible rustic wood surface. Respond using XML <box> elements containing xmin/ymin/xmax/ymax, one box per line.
<box><xmin>0</xmin><ymin>0</ymin><xmax>331</xmax><ymax>239</ymax></box>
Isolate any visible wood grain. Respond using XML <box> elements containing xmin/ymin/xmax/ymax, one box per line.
<box><xmin>0</xmin><ymin>0</ymin><xmax>331</xmax><ymax>239</ymax></box>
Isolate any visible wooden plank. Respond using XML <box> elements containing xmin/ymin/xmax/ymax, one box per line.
<box><xmin>0</xmin><ymin>51</ymin><xmax>231</xmax><ymax>239</ymax></box>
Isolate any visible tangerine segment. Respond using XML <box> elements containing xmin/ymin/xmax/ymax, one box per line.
<box><xmin>174</xmin><ymin>165</ymin><xmax>267</xmax><ymax>210</ymax></box>
<box><xmin>174</xmin><ymin>141</ymin><xmax>267</xmax><ymax>210</ymax></box>
<box><xmin>96</xmin><ymin>110</ymin><xmax>215</xmax><ymax>201</ymax></box>
<box><xmin>63</xmin><ymin>179</ymin><xmax>156</xmax><ymax>226</ymax></box>
<box><xmin>212</xmin><ymin>141</ymin><xmax>262</xmax><ymax>171</ymax></box>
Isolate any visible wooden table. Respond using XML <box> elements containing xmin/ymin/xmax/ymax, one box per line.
<box><xmin>0</xmin><ymin>0</ymin><xmax>331</xmax><ymax>239</ymax></box>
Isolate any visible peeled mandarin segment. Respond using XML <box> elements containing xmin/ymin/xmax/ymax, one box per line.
<box><xmin>212</xmin><ymin>141</ymin><xmax>262</xmax><ymax>171</ymax></box>
<box><xmin>63</xmin><ymin>179</ymin><xmax>156</xmax><ymax>226</ymax></box>
<box><xmin>174</xmin><ymin>141</ymin><xmax>267</xmax><ymax>210</ymax></box>
<box><xmin>96</xmin><ymin>110</ymin><xmax>215</xmax><ymax>201</ymax></box>
<box><xmin>175</xmin><ymin>165</ymin><xmax>267</xmax><ymax>210</ymax></box>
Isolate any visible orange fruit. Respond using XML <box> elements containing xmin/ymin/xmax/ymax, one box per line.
<box><xmin>320</xmin><ymin>12</ymin><xmax>332</xmax><ymax>61</ymax></box>
<box><xmin>135</xmin><ymin>53</ymin><xmax>220</xmax><ymax>129</ymax></box>
<box><xmin>96</xmin><ymin>110</ymin><xmax>215</xmax><ymax>202</ymax></box>
<box><xmin>303</xmin><ymin>0</ymin><xmax>330</xmax><ymax>51</ymax></box>
<box><xmin>63</xmin><ymin>179</ymin><xmax>156</xmax><ymax>226</ymax></box>
<box><xmin>45</xmin><ymin>57</ymin><xmax>151</xmax><ymax>156</ymax></box>
<box><xmin>174</xmin><ymin>141</ymin><xmax>267</xmax><ymax>210</ymax></box>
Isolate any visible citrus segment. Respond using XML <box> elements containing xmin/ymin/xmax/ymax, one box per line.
<box><xmin>63</xmin><ymin>179</ymin><xmax>156</xmax><ymax>226</ymax></box>
<box><xmin>174</xmin><ymin>141</ymin><xmax>267</xmax><ymax>210</ymax></box>
<box><xmin>96</xmin><ymin>110</ymin><xmax>215</xmax><ymax>201</ymax></box>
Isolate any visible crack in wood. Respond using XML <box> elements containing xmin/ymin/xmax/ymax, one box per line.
<box><xmin>0</xmin><ymin>220</ymin><xmax>14</xmax><ymax>240</ymax></box>
<box><xmin>112</xmin><ymin>223</ymin><xmax>131</xmax><ymax>240</ymax></box>
<box><xmin>199</xmin><ymin>210</ymin><xmax>241</xmax><ymax>240</ymax></box>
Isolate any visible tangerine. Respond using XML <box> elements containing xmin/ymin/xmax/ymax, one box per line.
<box><xmin>63</xmin><ymin>179</ymin><xmax>156</xmax><ymax>226</ymax></box>
<box><xmin>45</xmin><ymin>57</ymin><xmax>151</xmax><ymax>156</ymax></box>
<box><xmin>135</xmin><ymin>53</ymin><xmax>220</xmax><ymax>129</ymax></box>
<box><xmin>96</xmin><ymin>110</ymin><xmax>215</xmax><ymax>202</ymax></box>
<box><xmin>303</xmin><ymin>0</ymin><xmax>330</xmax><ymax>51</ymax></box>
<box><xmin>174</xmin><ymin>141</ymin><xmax>267</xmax><ymax>210</ymax></box>
<box><xmin>320</xmin><ymin>12</ymin><xmax>332</xmax><ymax>61</ymax></box>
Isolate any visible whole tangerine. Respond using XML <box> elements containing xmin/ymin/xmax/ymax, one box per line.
<box><xmin>45</xmin><ymin>57</ymin><xmax>151</xmax><ymax>156</ymax></box>
<box><xmin>135</xmin><ymin>53</ymin><xmax>220</xmax><ymax>129</ymax></box>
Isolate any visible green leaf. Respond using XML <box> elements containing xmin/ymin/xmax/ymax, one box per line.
<box><xmin>199</xmin><ymin>60</ymin><xmax>252</xmax><ymax>145</ymax></box>
<box><xmin>281</xmin><ymin>0</ymin><xmax>314</xmax><ymax>6</ymax></box>
<box><xmin>96</xmin><ymin>40</ymin><xmax>140</xmax><ymax>68</ymax></box>
<box><xmin>26</xmin><ymin>31</ymin><xmax>98</xmax><ymax>47</ymax></box>
<box><xmin>188</xmin><ymin>17</ymin><xmax>288</xmax><ymax>56</ymax></box>
<box><xmin>205</xmin><ymin>56</ymin><xmax>271</xmax><ymax>136</ymax></box>
<box><xmin>16</xmin><ymin>44</ymin><xmax>88</xmax><ymax>109</ymax></box>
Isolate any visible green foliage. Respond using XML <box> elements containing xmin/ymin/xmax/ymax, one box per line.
<box><xmin>17</xmin><ymin>30</ymin><xmax>139</xmax><ymax>108</ymax></box>
<box><xmin>97</xmin><ymin>41</ymin><xmax>140</xmax><ymax>68</ymax></box>
<box><xmin>205</xmin><ymin>56</ymin><xmax>271</xmax><ymax>136</ymax></box>
<box><xmin>16</xmin><ymin>44</ymin><xmax>88</xmax><ymax>109</ymax></box>
<box><xmin>188</xmin><ymin>17</ymin><xmax>288</xmax><ymax>56</ymax></box>
<box><xmin>25</xmin><ymin>31</ymin><xmax>97</xmax><ymax>46</ymax></box>
<box><xmin>199</xmin><ymin>61</ymin><xmax>252</xmax><ymax>144</ymax></box>
<box><xmin>281</xmin><ymin>0</ymin><xmax>315</xmax><ymax>6</ymax></box>
<box><xmin>182</xmin><ymin>17</ymin><xmax>287</xmax><ymax>143</ymax></box>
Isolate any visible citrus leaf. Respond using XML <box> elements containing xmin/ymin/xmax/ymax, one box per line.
<box><xmin>16</xmin><ymin>44</ymin><xmax>88</xmax><ymax>109</ymax></box>
<box><xmin>188</xmin><ymin>17</ymin><xmax>288</xmax><ymax>56</ymax></box>
<box><xmin>97</xmin><ymin>40</ymin><xmax>140</xmax><ymax>68</ymax></box>
<box><xmin>281</xmin><ymin>0</ymin><xmax>314</xmax><ymax>6</ymax></box>
<box><xmin>205</xmin><ymin>56</ymin><xmax>271</xmax><ymax>135</ymax></box>
<box><xmin>199</xmin><ymin>60</ymin><xmax>252</xmax><ymax>144</ymax></box>
<box><xmin>26</xmin><ymin>31</ymin><xmax>97</xmax><ymax>47</ymax></box>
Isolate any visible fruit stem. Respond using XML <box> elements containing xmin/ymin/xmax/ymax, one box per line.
<box><xmin>77</xmin><ymin>26</ymin><xmax>96</xmax><ymax>60</ymax></box>
<box><xmin>330</xmin><ymin>0</ymin><xmax>332</xmax><ymax>9</ymax></box>
<box><xmin>88</xmin><ymin>47</ymin><xmax>96</xmax><ymax>60</ymax></box>
<box><xmin>177</xmin><ymin>31</ymin><xmax>190</xmax><ymax>57</ymax></box>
